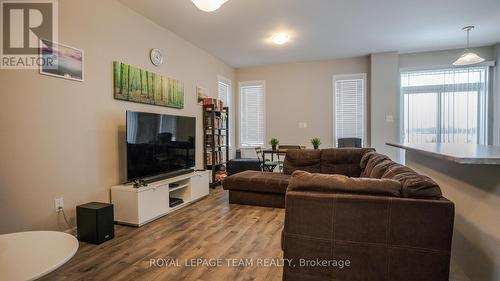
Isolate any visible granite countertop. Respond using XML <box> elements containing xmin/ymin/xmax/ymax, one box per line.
<box><xmin>386</xmin><ymin>142</ymin><xmax>500</xmax><ymax>165</ymax></box>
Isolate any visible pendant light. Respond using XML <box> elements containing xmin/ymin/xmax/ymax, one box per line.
<box><xmin>453</xmin><ymin>26</ymin><xmax>485</xmax><ymax>66</ymax></box>
<box><xmin>191</xmin><ymin>0</ymin><xmax>228</xmax><ymax>12</ymax></box>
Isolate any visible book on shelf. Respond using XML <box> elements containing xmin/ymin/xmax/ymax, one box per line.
<box><xmin>205</xmin><ymin>134</ymin><xmax>226</xmax><ymax>147</ymax></box>
<box><xmin>202</xmin><ymin>98</ymin><xmax>225</xmax><ymax>112</ymax></box>
<box><xmin>205</xmin><ymin>116</ymin><xmax>226</xmax><ymax>130</ymax></box>
<box><xmin>206</xmin><ymin>151</ymin><xmax>227</xmax><ymax>166</ymax></box>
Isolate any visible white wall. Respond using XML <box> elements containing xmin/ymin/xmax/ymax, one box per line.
<box><xmin>235</xmin><ymin>57</ymin><xmax>370</xmax><ymax>151</ymax></box>
<box><xmin>370</xmin><ymin>52</ymin><xmax>400</xmax><ymax>160</ymax></box>
<box><xmin>0</xmin><ymin>0</ymin><xmax>234</xmax><ymax>234</ymax></box>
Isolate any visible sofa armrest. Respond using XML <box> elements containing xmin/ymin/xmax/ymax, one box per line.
<box><xmin>282</xmin><ymin>190</ymin><xmax>454</xmax><ymax>281</ymax></box>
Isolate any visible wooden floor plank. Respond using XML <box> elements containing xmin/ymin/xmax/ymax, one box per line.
<box><xmin>40</xmin><ymin>187</ymin><xmax>285</xmax><ymax>281</ymax></box>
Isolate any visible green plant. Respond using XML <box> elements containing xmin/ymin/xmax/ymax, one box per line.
<box><xmin>269</xmin><ymin>138</ymin><xmax>279</xmax><ymax>146</ymax></box>
<box><xmin>311</xmin><ymin>138</ymin><xmax>322</xmax><ymax>147</ymax></box>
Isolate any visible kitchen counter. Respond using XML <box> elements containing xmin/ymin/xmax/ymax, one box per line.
<box><xmin>386</xmin><ymin>142</ymin><xmax>500</xmax><ymax>165</ymax></box>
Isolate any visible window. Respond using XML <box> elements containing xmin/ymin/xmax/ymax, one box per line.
<box><xmin>239</xmin><ymin>81</ymin><xmax>265</xmax><ymax>147</ymax></box>
<box><xmin>334</xmin><ymin>74</ymin><xmax>366</xmax><ymax>146</ymax></box>
<box><xmin>218</xmin><ymin>77</ymin><xmax>232</xmax><ymax>147</ymax></box>
<box><xmin>401</xmin><ymin>67</ymin><xmax>490</xmax><ymax>144</ymax></box>
<box><xmin>218</xmin><ymin>78</ymin><xmax>231</xmax><ymax>109</ymax></box>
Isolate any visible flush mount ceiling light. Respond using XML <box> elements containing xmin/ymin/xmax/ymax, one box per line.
<box><xmin>453</xmin><ymin>26</ymin><xmax>485</xmax><ymax>66</ymax></box>
<box><xmin>191</xmin><ymin>0</ymin><xmax>228</xmax><ymax>12</ymax></box>
<box><xmin>271</xmin><ymin>33</ymin><xmax>290</xmax><ymax>45</ymax></box>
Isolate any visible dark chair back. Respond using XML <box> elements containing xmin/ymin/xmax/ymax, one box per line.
<box><xmin>338</xmin><ymin>138</ymin><xmax>362</xmax><ymax>148</ymax></box>
<box><xmin>254</xmin><ymin>147</ymin><xmax>263</xmax><ymax>166</ymax></box>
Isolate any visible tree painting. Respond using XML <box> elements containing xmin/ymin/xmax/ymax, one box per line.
<box><xmin>113</xmin><ymin>61</ymin><xmax>184</xmax><ymax>109</ymax></box>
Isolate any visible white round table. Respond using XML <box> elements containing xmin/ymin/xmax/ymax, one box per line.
<box><xmin>0</xmin><ymin>231</ymin><xmax>79</xmax><ymax>281</ymax></box>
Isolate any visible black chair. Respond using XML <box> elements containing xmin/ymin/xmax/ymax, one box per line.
<box><xmin>338</xmin><ymin>138</ymin><xmax>362</xmax><ymax>148</ymax></box>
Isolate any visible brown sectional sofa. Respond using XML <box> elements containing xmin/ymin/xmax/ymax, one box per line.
<box><xmin>223</xmin><ymin>148</ymin><xmax>454</xmax><ymax>281</ymax></box>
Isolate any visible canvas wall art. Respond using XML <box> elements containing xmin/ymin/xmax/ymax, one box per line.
<box><xmin>40</xmin><ymin>39</ymin><xmax>84</xmax><ymax>81</ymax></box>
<box><xmin>113</xmin><ymin>61</ymin><xmax>184</xmax><ymax>109</ymax></box>
<box><xmin>196</xmin><ymin>86</ymin><xmax>209</xmax><ymax>104</ymax></box>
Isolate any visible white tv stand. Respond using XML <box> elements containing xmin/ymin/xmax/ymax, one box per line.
<box><xmin>111</xmin><ymin>171</ymin><xmax>209</xmax><ymax>227</ymax></box>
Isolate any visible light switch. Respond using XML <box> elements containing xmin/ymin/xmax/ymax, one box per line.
<box><xmin>385</xmin><ymin>115</ymin><xmax>394</xmax><ymax>123</ymax></box>
<box><xmin>298</xmin><ymin>122</ymin><xmax>308</xmax><ymax>129</ymax></box>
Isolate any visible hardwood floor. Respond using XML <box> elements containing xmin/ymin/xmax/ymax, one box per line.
<box><xmin>41</xmin><ymin>187</ymin><xmax>285</xmax><ymax>281</ymax></box>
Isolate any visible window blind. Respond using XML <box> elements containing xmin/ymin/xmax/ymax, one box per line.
<box><xmin>240</xmin><ymin>81</ymin><xmax>265</xmax><ymax>147</ymax></box>
<box><xmin>401</xmin><ymin>66</ymin><xmax>489</xmax><ymax>144</ymax></box>
<box><xmin>218</xmin><ymin>79</ymin><xmax>231</xmax><ymax>147</ymax></box>
<box><xmin>335</xmin><ymin>77</ymin><xmax>365</xmax><ymax>145</ymax></box>
<box><xmin>218</xmin><ymin>80</ymin><xmax>230</xmax><ymax>107</ymax></box>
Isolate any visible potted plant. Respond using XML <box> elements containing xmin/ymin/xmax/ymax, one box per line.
<box><xmin>311</xmin><ymin>138</ymin><xmax>321</xmax><ymax>149</ymax></box>
<box><xmin>269</xmin><ymin>138</ymin><xmax>279</xmax><ymax>151</ymax></box>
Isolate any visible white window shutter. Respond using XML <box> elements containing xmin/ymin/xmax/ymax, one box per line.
<box><xmin>240</xmin><ymin>82</ymin><xmax>265</xmax><ymax>147</ymax></box>
<box><xmin>218</xmin><ymin>79</ymin><xmax>231</xmax><ymax>147</ymax></box>
<box><xmin>335</xmin><ymin>76</ymin><xmax>365</xmax><ymax>146</ymax></box>
<box><xmin>218</xmin><ymin>80</ymin><xmax>230</xmax><ymax>107</ymax></box>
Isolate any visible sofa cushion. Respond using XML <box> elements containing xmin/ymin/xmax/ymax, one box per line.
<box><xmin>288</xmin><ymin>171</ymin><xmax>402</xmax><ymax>197</ymax></box>
<box><xmin>361</xmin><ymin>153</ymin><xmax>390</xmax><ymax>177</ymax></box>
<box><xmin>393</xmin><ymin>172</ymin><xmax>442</xmax><ymax>199</ymax></box>
<box><xmin>369</xmin><ymin>159</ymin><xmax>399</xmax><ymax>179</ymax></box>
<box><xmin>320</xmin><ymin>148</ymin><xmax>375</xmax><ymax>177</ymax></box>
<box><xmin>381</xmin><ymin>164</ymin><xmax>414</xmax><ymax>179</ymax></box>
<box><xmin>222</xmin><ymin>170</ymin><xmax>291</xmax><ymax>194</ymax></box>
<box><xmin>382</xmin><ymin>164</ymin><xmax>442</xmax><ymax>199</ymax></box>
<box><xmin>283</xmin><ymin>149</ymin><xmax>321</xmax><ymax>175</ymax></box>
<box><xmin>360</xmin><ymin>151</ymin><xmax>376</xmax><ymax>170</ymax></box>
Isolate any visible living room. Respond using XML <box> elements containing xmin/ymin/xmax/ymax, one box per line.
<box><xmin>0</xmin><ymin>0</ymin><xmax>499</xmax><ymax>280</ymax></box>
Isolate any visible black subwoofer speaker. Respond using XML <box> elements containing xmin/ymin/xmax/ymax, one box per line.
<box><xmin>76</xmin><ymin>202</ymin><xmax>114</xmax><ymax>244</ymax></box>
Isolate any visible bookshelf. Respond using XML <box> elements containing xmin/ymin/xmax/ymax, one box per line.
<box><xmin>203</xmin><ymin>104</ymin><xmax>229</xmax><ymax>187</ymax></box>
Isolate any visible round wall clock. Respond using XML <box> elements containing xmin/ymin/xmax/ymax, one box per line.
<box><xmin>150</xmin><ymin>48</ymin><xmax>163</xmax><ymax>66</ymax></box>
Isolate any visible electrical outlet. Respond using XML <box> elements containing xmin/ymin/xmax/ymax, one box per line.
<box><xmin>55</xmin><ymin>197</ymin><xmax>64</xmax><ymax>212</ymax></box>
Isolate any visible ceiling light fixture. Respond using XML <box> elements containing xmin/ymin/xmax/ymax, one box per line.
<box><xmin>191</xmin><ymin>0</ymin><xmax>228</xmax><ymax>12</ymax></box>
<box><xmin>453</xmin><ymin>26</ymin><xmax>485</xmax><ymax>66</ymax></box>
<box><xmin>271</xmin><ymin>33</ymin><xmax>290</xmax><ymax>45</ymax></box>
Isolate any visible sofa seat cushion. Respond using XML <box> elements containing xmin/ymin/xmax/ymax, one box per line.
<box><xmin>222</xmin><ymin>171</ymin><xmax>291</xmax><ymax>194</ymax></box>
<box><xmin>288</xmin><ymin>171</ymin><xmax>402</xmax><ymax>197</ymax></box>
<box><xmin>320</xmin><ymin>148</ymin><xmax>375</xmax><ymax>176</ymax></box>
<box><xmin>382</xmin><ymin>164</ymin><xmax>443</xmax><ymax>199</ymax></box>
<box><xmin>283</xmin><ymin>149</ymin><xmax>321</xmax><ymax>175</ymax></box>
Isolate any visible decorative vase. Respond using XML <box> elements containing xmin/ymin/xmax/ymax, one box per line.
<box><xmin>313</xmin><ymin>145</ymin><xmax>319</xmax><ymax>150</ymax></box>
<box><xmin>272</xmin><ymin>145</ymin><xmax>277</xmax><ymax>151</ymax></box>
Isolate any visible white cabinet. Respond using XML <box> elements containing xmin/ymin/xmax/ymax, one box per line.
<box><xmin>138</xmin><ymin>184</ymin><xmax>170</xmax><ymax>224</ymax></box>
<box><xmin>191</xmin><ymin>170</ymin><xmax>210</xmax><ymax>200</ymax></box>
<box><xmin>111</xmin><ymin>171</ymin><xmax>210</xmax><ymax>226</ymax></box>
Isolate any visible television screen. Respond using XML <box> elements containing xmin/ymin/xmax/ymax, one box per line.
<box><xmin>126</xmin><ymin>111</ymin><xmax>196</xmax><ymax>181</ymax></box>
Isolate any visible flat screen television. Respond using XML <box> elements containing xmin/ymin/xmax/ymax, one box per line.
<box><xmin>126</xmin><ymin>111</ymin><xmax>196</xmax><ymax>181</ymax></box>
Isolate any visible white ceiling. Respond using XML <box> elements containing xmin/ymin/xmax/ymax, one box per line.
<box><xmin>119</xmin><ymin>0</ymin><xmax>500</xmax><ymax>68</ymax></box>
